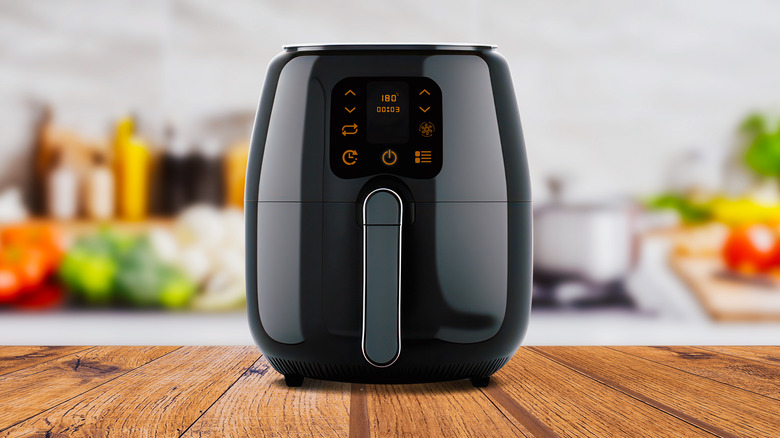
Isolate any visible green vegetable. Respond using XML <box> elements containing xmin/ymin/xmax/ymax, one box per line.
<box><xmin>59</xmin><ymin>228</ymin><xmax>197</xmax><ymax>309</ymax></box>
<box><xmin>114</xmin><ymin>239</ymin><xmax>196</xmax><ymax>308</ymax></box>
<box><xmin>741</xmin><ymin>113</ymin><xmax>768</xmax><ymax>136</ymax></box>
<box><xmin>646</xmin><ymin>193</ymin><xmax>712</xmax><ymax>224</ymax></box>
<box><xmin>114</xmin><ymin>240</ymin><xmax>163</xmax><ymax>307</ymax></box>
<box><xmin>58</xmin><ymin>231</ymin><xmax>123</xmax><ymax>305</ymax></box>
<box><xmin>158</xmin><ymin>269</ymin><xmax>197</xmax><ymax>309</ymax></box>
<box><xmin>742</xmin><ymin>113</ymin><xmax>780</xmax><ymax>177</ymax></box>
<box><xmin>59</xmin><ymin>248</ymin><xmax>117</xmax><ymax>304</ymax></box>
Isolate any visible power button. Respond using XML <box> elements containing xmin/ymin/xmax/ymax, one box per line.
<box><xmin>381</xmin><ymin>149</ymin><xmax>398</xmax><ymax>166</ymax></box>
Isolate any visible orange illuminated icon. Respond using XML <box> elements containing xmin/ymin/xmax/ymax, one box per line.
<box><xmin>345</xmin><ymin>107</ymin><xmax>356</xmax><ymax>113</ymax></box>
<box><xmin>342</xmin><ymin>123</ymin><xmax>358</xmax><ymax>136</ymax></box>
<box><xmin>414</xmin><ymin>150</ymin><xmax>432</xmax><ymax>164</ymax></box>
<box><xmin>419</xmin><ymin>89</ymin><xmax>430</xmax><ymax>96</ymax></box>
<box><xmin>419</xmin><ymin>106</ymin><xmax>430</xmax><ymax>113</ymax></box>
<box><xmin>342</xmin><ymin>149</ymin><xmax>358</xmax><ymax>165</ymax></box>
<box><xmin>419</xmin><ymin>122</ymin><xmax>435</xmax><ymax>138</ymax></box>
<box><xmin>382</xmin><ymin>149</ymin><xmax>398</xmax><ymax>166</ymax></box>
<box><xmin>345</xmin><ymin>90</ymin><xmax>356</xmax><ymax>96</ymax></box>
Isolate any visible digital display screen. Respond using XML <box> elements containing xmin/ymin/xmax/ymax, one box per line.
<box><xmin>330</xmin><ymin>76</ymin><xmax>442</xmax><ymax>179</ymax></box>
<box><xmin>366</xmin><ymin>81</ymin><xmax>409</xmax><ymax>144</ymax></box>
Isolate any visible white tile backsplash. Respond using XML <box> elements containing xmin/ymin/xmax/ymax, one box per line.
<box><xmin>1</xmin><ymin>0</ymin><xmax>779</xmax><ymax>200</ymax></box>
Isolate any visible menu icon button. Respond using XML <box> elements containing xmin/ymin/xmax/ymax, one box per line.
<box><xmin>415</xmin><ymin>150</ymin><xmax>432</xmax><ymax>164</ymax></box>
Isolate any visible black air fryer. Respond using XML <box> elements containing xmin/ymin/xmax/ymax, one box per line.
<box><xmin>245</xmin><ymin>44</ymin><xmax>532</xmax><ymax>387</ymax></box>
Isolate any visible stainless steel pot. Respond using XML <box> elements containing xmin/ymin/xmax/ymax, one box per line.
<box><xmin>533</xmin><ymin>178</ymin><xmax>637</xmax><ymax>286</ymax></box>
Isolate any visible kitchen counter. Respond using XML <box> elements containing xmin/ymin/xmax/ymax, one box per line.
<box><xmin>3</xmin><ymin>310</ymin><xmax>780</xmax><ymax>346</ymax></box>
<box><xmin>0</xmin><ymin>346</ymin><xmax>777</xmax><ymax>436</ymax></box>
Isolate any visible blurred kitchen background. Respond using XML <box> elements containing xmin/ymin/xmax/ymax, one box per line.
<box><xmin>1</xmin><ymin>0</ymin><xmax>780</xmax><ymax>345</ymax></box>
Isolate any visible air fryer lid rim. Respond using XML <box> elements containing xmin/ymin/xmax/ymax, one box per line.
<box><xmin>284</xmin><ymin>43</ymin><xmax>498</xmax><ymax>52</ymax></box>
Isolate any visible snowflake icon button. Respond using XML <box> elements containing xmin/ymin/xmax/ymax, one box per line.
<box><xmin>418</xmin><ymin>121</ymin><xmax>435</xmax><ymax>138</ymax></box>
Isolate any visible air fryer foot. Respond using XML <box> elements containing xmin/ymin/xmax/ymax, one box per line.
<box><xmin>470</xmin><ymin>376</ymin><xmax>490</xmax><ymax>387</ymax></box>
<box><xmin>284</xmin><ymin>374</ymin><xmax>304</xmax><ymax>387</ymax></box>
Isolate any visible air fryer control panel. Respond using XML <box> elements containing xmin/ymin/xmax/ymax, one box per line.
<box><xmin>330</xmin><ymin>77</ymin><xmax>442</xmax><ymax>179</ymax></box>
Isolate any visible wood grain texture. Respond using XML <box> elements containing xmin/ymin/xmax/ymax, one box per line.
<box><xmin>0</xmin><ymin>346</ymin><xmax>777</xmax><ymax>437</ymax></box>
<box><xmin>481</xmin><ymin>384</ymin><xmax>557</xmax><ymax>438</ymax></box>
<box><xmin>613</xmin><ymin>346</ymin><xmax>780</xmax><ymax>400</ymax></box>
<box><xmin>491</xmin><ymin>348</ymin><xmax>712</xmax><ymax>437</ymax></box>
<box><xmin>537</xmin><ymin>346</ymin><xmax>780</xmax><ymax>437</ymax></box>
<box><xmin>181</xmin><ymin>356</ymin><xmax>351</xmax><ymax>437</ymax></box>
<box><xmin>0</xmin><ymin>346</ymin><xmax>177</xmax><ymax>431</ymax></box>
<box><xmin>698</xmin><ymin>346</ymin><xmax>780</xmax><ymax>368</ymax></box>
<box><xmin>366</xmin><ymin>380</ymin><xmax>532</xmax><ymax>437</ymax></box>
<box><xmin>349</xmin><ymin>383</ymin><xmax>369</xmax><ymax>438</ymax></box>
<box><xmin>0</xmin><ymin>346</ymin><xmax>259</xmax><ymax>438</ymax></box>
<box><xmin>0</xmin><ymin>346</ymin><xmax>89</xmax><ymax>376</ymax></box>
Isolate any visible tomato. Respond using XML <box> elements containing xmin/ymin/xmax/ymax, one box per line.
<box><xmin>0</xmin><ymin>247</ymin><xmax>50</xmax><ymax>291</ymax></box>
<box><xmin>0</xmin><ymin>266</ymin><xmax>22</xmax><ymax>303</ymax></box>
<box><xmin>1</xmin><ymin>224</ymin><xmax>63</xmax><ymax>249</ymax></box>
<box><xmin>14</xmin><ymin>283</ymin><xmax>65</xmax><ymax>310</ymax></box>
<box><xmin>0</xmin><ymin>224</ymin><xmax>65</xmax><ymax>272</ymax></box>
<box><xmin>722</xmin><ymin>224</ymin><xmax>780</xmax><ymax>274</ymax></box>
<box><xmin>0</xmin><ymin>224</ymin><xmax>66</xmax><ymax>305</ymax></box>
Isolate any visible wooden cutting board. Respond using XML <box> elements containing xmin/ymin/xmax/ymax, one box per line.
<box><xmin>669</xmin><ymin>254</ymin><xmax>780</xmax><ymax>321</ymax></box>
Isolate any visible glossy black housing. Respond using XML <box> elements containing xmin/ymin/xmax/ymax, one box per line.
<box><xmin>245</xmin><ymin>44</ymin><xmax>532</xmax><ymax>384</ymax></box>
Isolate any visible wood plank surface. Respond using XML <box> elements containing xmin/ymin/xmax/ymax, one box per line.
<box><xmin>536</xmin><ymin>346</ymin><xmax>780</xmax><ymax>437</ymax></box>
<box><xmin>0</xmin><ymin>346</ymin><xmax>259</xmax><ymax>438</ymax></box>
<box><xmin>349</xmin><ymin>384</ymin><xmax>370</xmax><ymax>438</ymax></box>
<box><xmin>0</xmin><ymin>346</ymin><xmax>177</xmax><ymax>431</ymax></box>
<box><xmin>181</xmin><ymin>356</ymin><xmax>351</xmax><ymax>437</ymax></box>
<box><xmin>0</xmin><ymin>346</ymin><xmax>89</xmax><ymax>376</ymax></box>
<box><xmin>0</xmin><ymin>346</ymin><xmax>777</xmax><ymax>437</ymax></box>
<box><xmin>488</xmin><ymin>348</ymin><xmax>712</xmax><ymax>437</ymax></box>
<box><xmin>613</xmin><ymin>346</ymin><xmax>780</xmax><ymax>400</ymax></box>
<box><xmin>698</xmin><ymin>345</ymin><xmax>780</xmax><ymax>367</ymax></box>
<box><xmin>365</xmin><ymin>379</ymin><xmax>531</xmax><ymax>437</ymax></box>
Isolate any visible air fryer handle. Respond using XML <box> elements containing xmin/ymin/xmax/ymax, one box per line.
<box><xmin>362</xmin><ymin>189</ymin><xmax>403</xmax><ymax>367</ymax></box>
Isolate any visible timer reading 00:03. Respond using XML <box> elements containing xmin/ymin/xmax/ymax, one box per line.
<box><xmin>376</xmin><ymin>106</ymin><xmax>401</xmax><ymax>113</ymax></box>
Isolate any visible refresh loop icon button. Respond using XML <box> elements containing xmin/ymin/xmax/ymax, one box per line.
<box><xmin>342</xmin><ymin>123</ymin><xmax>358</xmax><ymax>136</ymax></box>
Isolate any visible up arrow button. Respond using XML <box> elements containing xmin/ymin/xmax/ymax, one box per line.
<box><xmin>419</xmin><ymin>89</ymin><xmax>430</xmax><ymax>96</ymax></box>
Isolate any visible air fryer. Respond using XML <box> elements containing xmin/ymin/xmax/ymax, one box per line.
<box><xmin>245</xmin><ymin>44</ymin><xmax>532</xmax><ymax>387</ymax></box>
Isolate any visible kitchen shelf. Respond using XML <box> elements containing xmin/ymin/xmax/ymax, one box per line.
<box><xmin>2</xmin><ymin>217</ymin><xmax>175</xmax><ymax>234</ymax></box>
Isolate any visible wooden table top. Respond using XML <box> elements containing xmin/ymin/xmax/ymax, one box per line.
<box><xmin>0</xmin><ymin>346</ymin><xmax>778</xmax><ymax>437</ymax></box>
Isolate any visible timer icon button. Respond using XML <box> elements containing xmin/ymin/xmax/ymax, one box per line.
<box><xmin>381</xmin><ymin>149</ymin><xmax>398</xmax><ymax>166</ymax></box>
<box><xmin>342</xmin><ymin>149</ymin><xmax>358</xmax><ymax>165</ymax></box>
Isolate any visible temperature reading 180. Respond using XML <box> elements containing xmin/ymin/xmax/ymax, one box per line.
<box><xmin>381</xmin><ymin>93</ymin><xmax>398</xmax><ymax>102</ymax></box>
